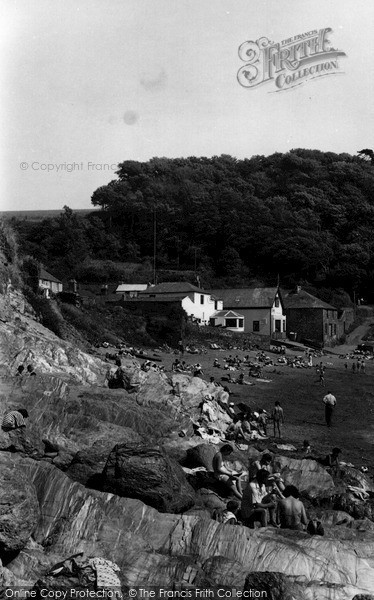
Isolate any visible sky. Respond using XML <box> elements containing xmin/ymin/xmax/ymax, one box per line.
<box><xmin>2</xmin><ymin>0</ymin><xmax>374</xmax><ymax>211</ymax></box>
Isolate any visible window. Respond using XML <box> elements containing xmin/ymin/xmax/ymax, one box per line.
<box><xmin>253</xmin><ymin>320</ymin><xmax>260</xmax><ymax>332</ymax></box>
<box><xmin>282</xmin><ymin>320</ymin><xmax>286</xmax><ymax>332</ymax></box>
<box><xmin>214</xmin><ymin>301</ymin><xmax>218</xmax><ymax>310</ymax></box>
<box><xmin>324</xmin><ymin>323</ymin><xmax>328</xmax><ymax>334</ymax></box>
<box><xmin>333</xmin><ymin>324</ymin><xmax>337</xmax><ymax>335</ymax></box>
<box><xmin>200</xmin><ymin>295</ymin><xmax>204</xmax><ymax>304</ymax></box>
<box><xmin>275</xmin><ymin>319</ymin><xmax>281</xmax><ymax>332</ymax></box>
<box><xmin>238</xmin><ymin>319</ymin><xmax>244</xmax><ymax>328</ymax></box>
<box><xmin>274</xmin><ymin>297</ymin><xmax>280</xmax><ymax>308</ymax></box>
<box><xmin>329</xmin><ymin>324</ymin><xmax>333</xmax><ymax>336</ymax></box>
<box><xmin>225</xmin><ymin>318</ymin><xmax>237</xmax><ymax>328</ymax></box>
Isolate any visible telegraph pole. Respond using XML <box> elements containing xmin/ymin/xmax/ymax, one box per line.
<box><xmin>153</xmin><ymin>206</ymin><xmax>157</xmax><ymax>285</ymax></box>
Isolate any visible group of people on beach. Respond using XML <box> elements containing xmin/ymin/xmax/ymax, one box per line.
<box><xmin>212</xmin><ymin>445</ymin><xmax>309</xmax><ymax>530</ymax></box>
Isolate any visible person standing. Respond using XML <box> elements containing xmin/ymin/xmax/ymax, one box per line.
<box><xmin>272</xmin><ymin>401</ymin><xmax>284</xmax><ymax>439</ymax></box>
<box><xmin>323</xmin><ymin>391</ymin><xmax>336</xmax><ymax>428</ymax></box>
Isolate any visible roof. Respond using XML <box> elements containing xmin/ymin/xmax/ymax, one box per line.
<box><xmin>209</xmin><ymin>287</ymin><xmax>280</xmax><ymax>308</ymax></box>
<box><xmin>211</xmin><ymin>310</ymin><xmax>244</xmax><ymax>318</ymax></box>
<box><xmin>125</xmin><ymin>296</ymin><xmax>186</xmax><ymax>303</ymax></box>
<box><xmin>283</xmin><ymin>289</ymin><xmax>336</xmax><ymax>310</ymax></box>
<box><xmin>39</xmin><ymin>267</ymin><xmax>62</xmax><ymax>284</ymax></box>
<box><xmin>142</xmin><ymin>282</ymin><xmax>209</xmax><ymax>295</ymax></box>
<box><xmin>116</xmin><ymin>284</ymin><xmax>148</xmax><ymax>293</ymax></box>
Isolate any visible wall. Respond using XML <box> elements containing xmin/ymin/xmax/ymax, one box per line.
<box><xmin>286</xmin><ymin>308</ymin><xmax>323</xmax><ymax>343</ymax></box>
<box><xmin>183</xmin><ymin>293</ymin><xmax>219</xmax><ymax>324</ymax></box>
<box><xmin>235</xmin><ymin>307</ymin><xmax>271</xmax><ymax>335</ymax></box>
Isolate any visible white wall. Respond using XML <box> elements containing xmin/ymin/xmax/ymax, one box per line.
<box><xmin>181</xmin><ymin>293</ymin><xmax>219</xmax><ymax>324</ymax></box>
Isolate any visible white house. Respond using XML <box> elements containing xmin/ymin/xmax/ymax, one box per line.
<box><xmin>209</xmin><ymin>310</ymin><xmax>245</xmax><ymax>332</ymax></box>
<box><xmin>38</xmin><ymin>267</ymin><xmax>63</xmax><ymax>298</ymax></box>
<box><xmin>209</xmin><ymin>287</ymin><xmax>286</xmax><ymax>338</ymax></box>
<box><xmin>140</xmin><ymin>282</ymin><xmax>223</xmax><ymax>324</ymax></box>
<box><xmin>115</xmin><ymin>283</ymin><xmax>148</xmax><ymax>299</ymax></box>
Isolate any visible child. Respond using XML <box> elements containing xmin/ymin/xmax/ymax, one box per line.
<box><xmin>221</xmin><ymin>500</ymin><xmax>241</xmax><ymax>524</ymax></box>
<box><xmin>272</xmin><ymin>401</ymin><xmax>284</xmax><ymax>439</ymax></box>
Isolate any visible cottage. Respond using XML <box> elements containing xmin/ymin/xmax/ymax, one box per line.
<box><xmin>115</xmin><ymin>283</ymin><xmax>148</xmax><ymax>299</ymax></box>
<box><xmin>209</xmin><ymin>310</ymin><xmax>245</xmax><ymax>332</ymax></box>
<box><xmin>140</xmin><ymin>282</ymin><xmax>222</xmax><ymax>324</ymax></box>
<box><xmin>209</xmin><ymin>287</ymin><xmax>286</xmax><ymax>338</ymax></box>
<box><xmin>283</xmin><ymin>287</ymin><xmax>341</xmax><ymax>347</ymax></box>
<box><xmin>38</xmin><ymin>267</ymin><xmax>63</xmax><ymax>298</ymax></box>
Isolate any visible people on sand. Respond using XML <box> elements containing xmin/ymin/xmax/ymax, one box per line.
<box><xmin>277</xmin><ymin>485</ymin><xmax>308</xmax><ymax>531</ymax></box>
<box><xmin>212</xmin><ymin>444</ymin><xmax>243</xmax><ymax>500</ymax></box>
<box><xmin>2</xmin><ymin>408</ymin><xmax>29</xmax><ymax>430</ymax></box>
<box><xmin>322</xmin><ymin>391</ymin><xmax>337</xmax><ymax>428</ymax></box>
<box><xmin>272</xmin><ymin>401</ymin><xmax>284</xmax><ymax>439</ymax></box>
<box><xmin>241</xmin><ymin>469</ymin><xmax>278</xmax><ymax>528</ymax></box>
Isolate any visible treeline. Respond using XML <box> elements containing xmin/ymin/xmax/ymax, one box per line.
<box><xmin>11</xmin><ymin>149</ymin><xmax>374</xmax><ymax>298</ymax></box>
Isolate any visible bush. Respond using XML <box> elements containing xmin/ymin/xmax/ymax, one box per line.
<box><xmin>23</xmin><ymin>288</ymin><xmax>64</xmax><ymax>337</ymax></box>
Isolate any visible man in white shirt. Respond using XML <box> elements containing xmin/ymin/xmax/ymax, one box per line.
<box><xmin>323</xmin><ymin>391</ymin><xmax>336</xmax><ymax>428</ymax></box>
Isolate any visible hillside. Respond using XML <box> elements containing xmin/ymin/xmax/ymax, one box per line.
<box><xmin>8</xmin><ymin>150</ymin><xmax>374</xmax><ymax>300</ymax></box>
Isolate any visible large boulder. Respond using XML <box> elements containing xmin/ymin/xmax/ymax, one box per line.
<box><xmin>338</xmin><ymin>464</ymin><xmax>374</xmax><ymax>493</ymax></box>
<box><xmin>333</xmin><ymin>492</ymin><xmax>374</xmax><ymax>521</ymax></box>
<box><xmin>103</xmin><ymin>443</ymin><xmax>196</xmax><ymax>513</ymax></box>
<box><xmin>273</xmin><ymin>456</ymin><xmax>335</xmax><ymax>499</ymax></box>
<box><xmin>186</xmin><ymin>443</ymin><xmax>217</xmax><ymax>470</ymax></box>
<box><xmin>0</xmin><ymin>457</ymin><xmax>40</xmax><ymax>555</ymax></box>
<box><xmin>66</xmin><ymin>428</ymin><xmax>141</xmax><ymax>487</ymax></box>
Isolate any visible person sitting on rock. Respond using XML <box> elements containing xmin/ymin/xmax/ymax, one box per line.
<box><xmin>212</xmin><ymin>443</ymin><xmax>243</xmax><ymax>500</ymax></box>
<box><xmin>2</xmin><ymin>408</ymin><xmax>29</xmax><ymax>430</ymax></box>
<box><xmin>15</xmin><ymin>365</ymin><xmax>25</xmax><ymax>376</ymax></box>
<box><xmin>27</xmin><ymin>364</ymin><xmax>36</xmax><ymax>376</ymax></box>
<box><xmin>321</xmin><ymin>447</ymin><xmax>342</xmax><ymax>477</ymax></box>
<box><xmin>241</xmin><ymin>469</ymin><xmax>277</xmax><ymax>528</ymax></box>
<box><xmin>249</xmin><ymin>453</ymin><xmax>285</xmax><ymax>494</ymax></box>
<box><xmin>276</xmin><ymin>485</ymin><xmax>308</xmax><ymax>531</ymax></box>
<box><xmin>214</xmin><ymin>500</ymin><xmax>241</xmax><ymax>525</ymax></box>
<box><xmin>226</xmin><ymin>416</ymin><xmax>246</xmax><ymax>443</ymax></box>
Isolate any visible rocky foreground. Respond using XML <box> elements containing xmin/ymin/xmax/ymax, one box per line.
<box><xmin>1</xmin><ymin>288</ymin><xmax>374</xmax><ymax>600</ymax></box>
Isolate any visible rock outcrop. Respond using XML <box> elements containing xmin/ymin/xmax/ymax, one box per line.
<box><xmin>3</xmin><ymin>454</ymin><xmax>374</xmax><ymax>600</ymax></box>
<box><xmin>274</xmin><ymin>455</ymin><xmax>335</xmax><ymax>499</ymax></box>
<box><xmin>0</xmin><ymin>461</ymin><xmax>39</xmax><ymax>554</ymax></box>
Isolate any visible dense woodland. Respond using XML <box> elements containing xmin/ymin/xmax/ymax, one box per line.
<box><xmin>11</xmin><ymin>149</ymin><xmax>374</xmax><ymax>302</ymax></box>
